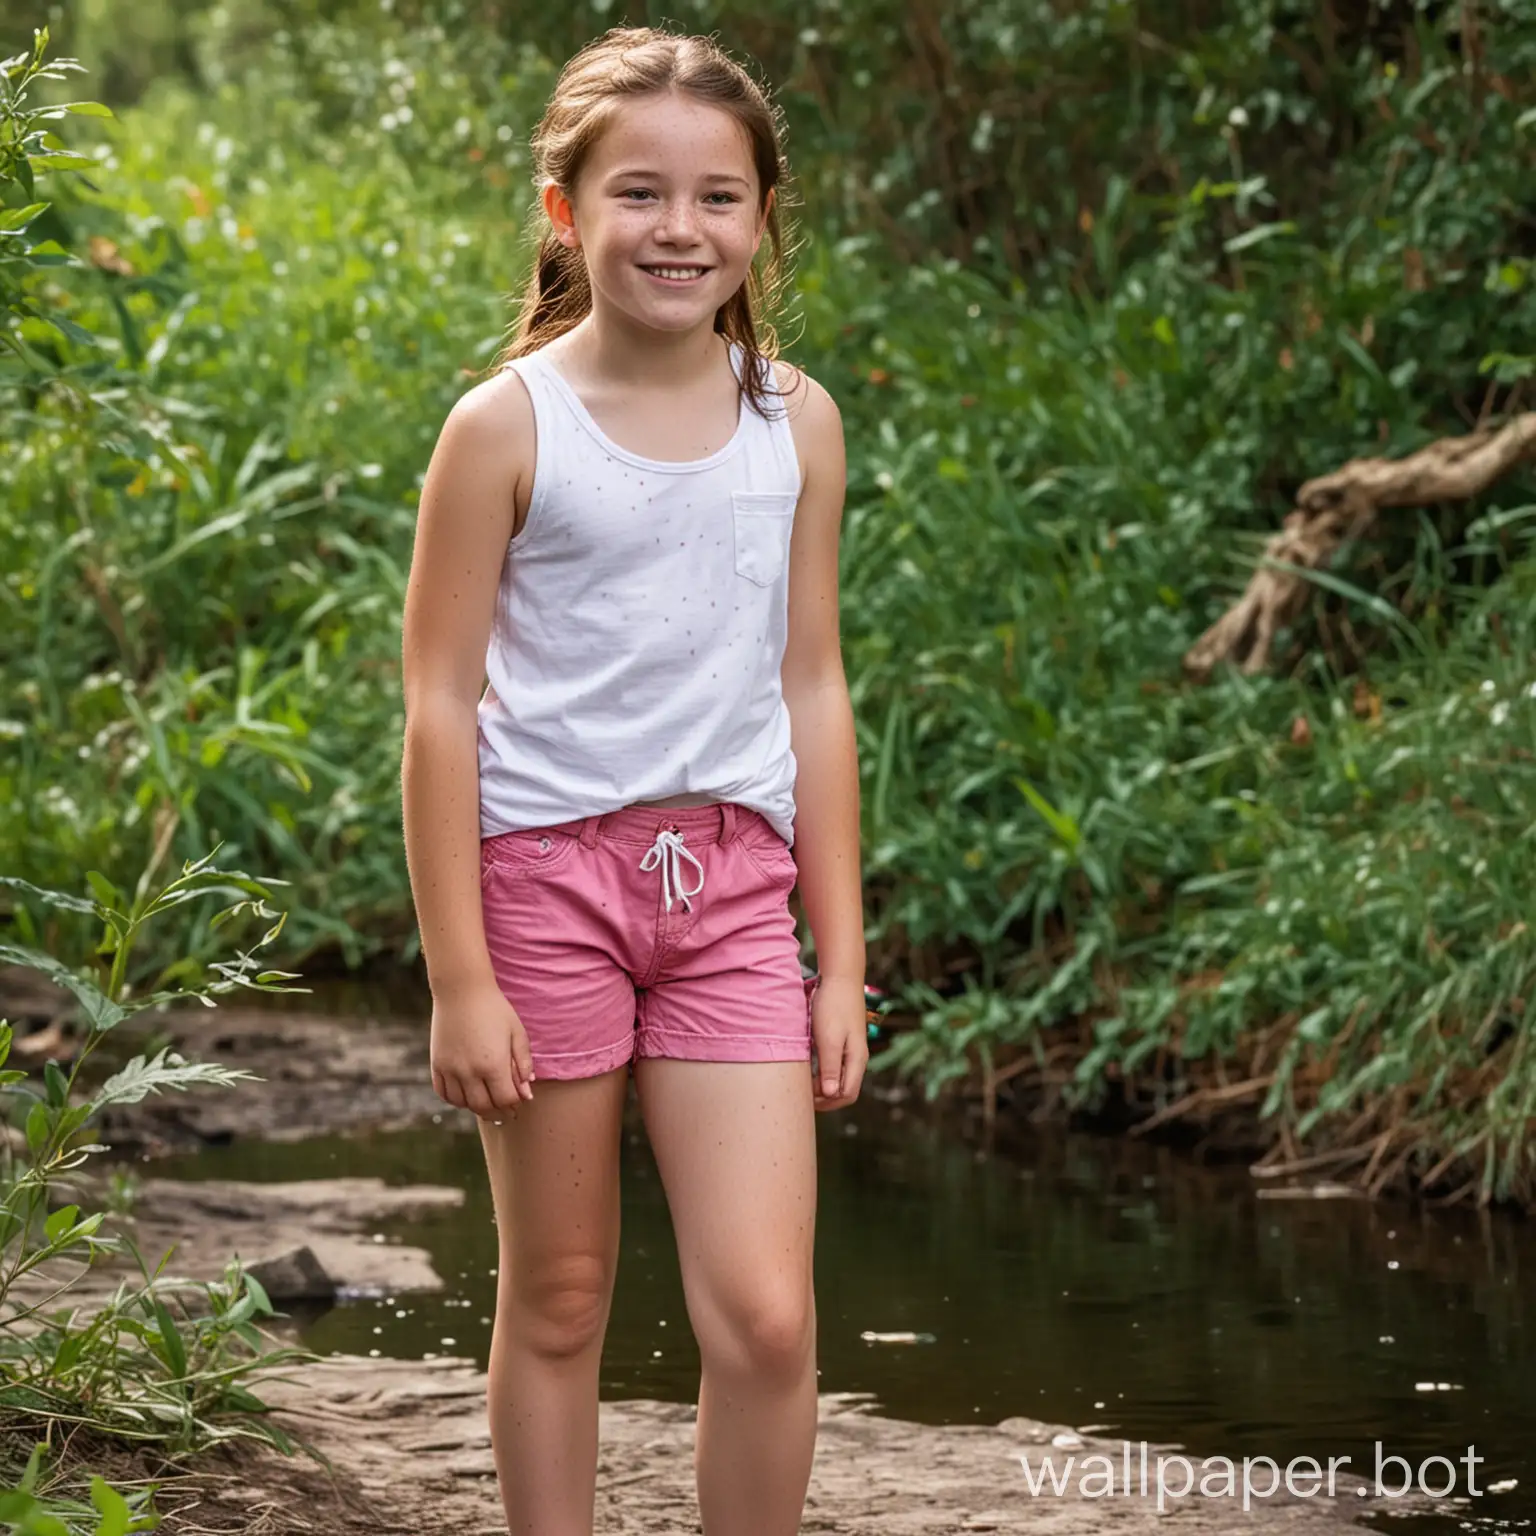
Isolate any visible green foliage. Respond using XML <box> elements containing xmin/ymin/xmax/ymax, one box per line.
<box><xmin>0</xmin><ymin>29</ymin><xmax>115</xmax><ymax>376</ymax></box>
<box><xmin>0</xmin><ymin>846</ymin><xmax>314</xmax><ymax>1529</ymax></box>
<box><xmin>3</xmin><ymin>9</ymin><xmax>1536</xmax><ymax>1201</ymax></box>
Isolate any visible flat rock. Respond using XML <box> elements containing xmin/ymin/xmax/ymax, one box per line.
<box><xmin>15</xmin><ymin>1176</ymin><xmax>461</xmax><ymax>1314</ymax></box>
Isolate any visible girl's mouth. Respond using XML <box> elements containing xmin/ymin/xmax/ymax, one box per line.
<box><xmin>640</xmin><ymin>265</ymin><xmax>711</xmax><ymax>286</ymax></box>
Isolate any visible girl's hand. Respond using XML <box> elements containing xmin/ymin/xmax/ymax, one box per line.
<box><xmin>811</xmin><ymin>976</ymin><xmax>869</xmax><ymax>1111</ymax></box>
<box><xmin>430</xmin><ymin>979</ymin><xmax>535</xmax><ymax>1119</ymax></box>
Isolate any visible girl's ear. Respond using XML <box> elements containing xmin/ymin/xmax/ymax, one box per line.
<box><xmin>754</xmin><ymin>186</ymin><xmax>775</xmax><ymax>250</ymax></box>
<box><xmin>543</xmin><ymin>182</ymin><xmax>580</xmax><ymax>249</ymax></box>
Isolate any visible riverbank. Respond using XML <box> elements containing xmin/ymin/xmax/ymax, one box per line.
<box><xmin>13</xmin><ymin>999</ymin><xmax>1453</xmax><ymax>1532</ymax></box>
<box><xmin>69</xmin><ymin>1137</ymin><xmax>1397</xmax><ymax>1529</ymax></box>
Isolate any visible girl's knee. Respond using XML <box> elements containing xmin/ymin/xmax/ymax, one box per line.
<box><xmin>705</xmin><ymin>1285</ymin><xmax>815</xmax><ymax>1382</ymax></box>
<box><xmin>505</xmin><ymin>1251</ymin><xmax>614</xmax><ymax>1361</ymax></box>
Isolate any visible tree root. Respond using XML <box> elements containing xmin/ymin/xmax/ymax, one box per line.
<box><xmin>1183</xmin><ymin>413</ymin><xmax>1536</xmax><ymax>680</ymax></box>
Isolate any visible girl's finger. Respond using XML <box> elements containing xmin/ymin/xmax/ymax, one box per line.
<box><xmin>463</xmin><ymin>1078</ymin><xmax>496</xmax><ymax>1119</ymax></box>
<box><xmin>510</xmin><ymin>1040</ymin><xmax>535</xmax><ymax>1101</ymax></box>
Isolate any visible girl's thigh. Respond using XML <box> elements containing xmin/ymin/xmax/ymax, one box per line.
<box><xmin>632</xmin><ymin>1060</ymin><xmax>817</xmax><ymax>1333</ymax></box>
<box><xmin>479</xmin><ymin>1067</ymin><xmax>630</xmax><ymax>1304</ymax></box>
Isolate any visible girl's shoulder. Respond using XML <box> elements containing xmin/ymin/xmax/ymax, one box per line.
<box><xmin>757</xmin><ymin>358</ymin><xmax>843</xmax><ymax>496</ymax></box>
<box><xmin>762</xmin><ymin>357</ymin><xmax>841</xmax><ymax>444</ymax></box>
<box><xmin>762</xmin><ymin>356</ymin><xmax>839</xmax><ymax>428</ymax></box>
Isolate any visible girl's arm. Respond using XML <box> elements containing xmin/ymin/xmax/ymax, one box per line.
<box><xmin>401</xmin><ymin>376</ymin><xmax>536</xmax><ymax>1114</ymax></box>
<box><xmin>780</xmin><ymin>374</ymin><xmax>867</xmax><ymax>1109</ymax></box>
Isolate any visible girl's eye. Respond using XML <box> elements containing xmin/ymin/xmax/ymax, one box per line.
<box><xmin>618</xmin><ymin>189</ymin><xmax>740</xmax><ymax>206</ymax></box>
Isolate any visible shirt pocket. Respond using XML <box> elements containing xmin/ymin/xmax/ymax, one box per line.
<box><xmin>731</xmin><ymin>490</ymin><xmax>797</xmax><ymax>588</ymax></box>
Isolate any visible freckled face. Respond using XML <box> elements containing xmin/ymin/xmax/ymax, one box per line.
<box><xmin>547</xmin><ymin>92</ymin><xmax>771</xmax><ymax>333</ymax></box>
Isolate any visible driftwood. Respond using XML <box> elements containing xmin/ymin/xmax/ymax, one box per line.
<box><xmin>1184</xmin><ymin>412</ymin><xmax>1536</xmax><ymax>679</ymax></box>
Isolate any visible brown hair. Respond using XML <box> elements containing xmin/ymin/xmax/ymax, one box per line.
<box><xmin>496</xmin><ymin>26</ymin><xmax>798</xmax><ymax>421</ymax></box>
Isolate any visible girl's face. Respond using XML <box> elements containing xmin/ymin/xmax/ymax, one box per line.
<box><xmin>548</xmin><ymin>91</ymin><xmax>771</xmax><ymax>335</ymax></box>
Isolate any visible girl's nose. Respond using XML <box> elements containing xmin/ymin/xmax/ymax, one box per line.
<box><xmin>658</xmin><ymin>198</ymin><xmax>702</xmax><ymax>243</ymax></box>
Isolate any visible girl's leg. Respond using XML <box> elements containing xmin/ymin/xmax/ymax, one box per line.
<box><xmin>632</xmin><ymin>1058</ymin><xmax>818</xmax><ymax>1536</ymax></box>
<box><xmin>479</xmin><ymin>1066</ymin><xmax>630</xmax><ymax>1536</ymax></box>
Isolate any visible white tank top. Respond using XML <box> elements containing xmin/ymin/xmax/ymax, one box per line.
<box><xmin>476</xmin><ymin>339</ymin><xmax>803</xmax><ymax>845</ymax></box>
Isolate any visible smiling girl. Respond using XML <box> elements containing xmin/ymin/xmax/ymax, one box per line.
<box><xmin>399</xmin><ymin>25</ymin><xmax>865</xmax><ymax>1536</ymax></box>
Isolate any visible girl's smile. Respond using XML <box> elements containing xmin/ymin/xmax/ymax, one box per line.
<box><xmin>639</xmin><ymin>264</ymin><xmax>712</xmax><ymax>284</ymax></box>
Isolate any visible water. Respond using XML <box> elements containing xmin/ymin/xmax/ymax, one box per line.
<box><xmin>151</xmin><ymin>1091</ymin><xmax>1534</xmax><ymax>1532</ymax></box>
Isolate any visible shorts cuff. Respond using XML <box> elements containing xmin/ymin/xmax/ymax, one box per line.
<box><xmin>635</xmin><ymin>1029</ymin><xmax>813</xmax><ymax>1064</ymax></box>
<box><xmin>529</xmin><ymin>1035</ymin><xmax>635</xmax><ymax>1080</ymax></box>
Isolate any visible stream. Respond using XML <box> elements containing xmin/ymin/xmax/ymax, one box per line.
<box><xmin>148</xmin><ymin>1020</ymin><xmax>1533</xmax><ymax>1535</ymax></box>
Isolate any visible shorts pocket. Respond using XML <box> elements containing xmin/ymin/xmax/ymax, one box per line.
<box><xmin>731</xmin><ymin>490</ymin><xmax>797</xmax><ymax>587</ymax></box>
<box><xmin>480</xmin><ymin>828</ymin><xmax>577</xmax><ymax>887</ymax></box>
<box><xmin>740</xmin><ymin>830</ymin><xmax>798</xmax><ymax>889</ymax></box>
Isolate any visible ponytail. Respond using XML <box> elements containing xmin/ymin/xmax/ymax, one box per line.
<box><xmin>496</xmin><ymin>230</ymin><xmax>591</xmax><ymax>367</ymax></box>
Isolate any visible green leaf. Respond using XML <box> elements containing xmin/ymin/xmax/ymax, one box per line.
<box><xmin>85</xmin><ymin>870</ymin><xmax>123</xmax><ymax>910</ymax></box>
<box><xmin>1014</xmin><ymin>778</ymin><xmax>1082</xmax><ymax>852</ymax></box>
<box><xmin>93</xmin><ymin>1047</ymin><xmax>256</xmax><ymax>1109</ymax></box>
<box><xmin>18</xmin><ymin>1439</ymin><xmax>46</xmax><ymax>1493</ymax></box>
<box><xmin>44</xmin><ymin>1203</ymin><xmax>80</xmax><ymax>1245</ymax></box>
<box><xmin>62</xmin><ymin>100</ymin><xmax>115</xmax><ymax>118</ymax></box>
<box><xmin>151</xmin><ymin>1297</ymin><xmax>188</xmax><ymax>1379</ymax></box>
<box><xmin>53</xmin><ymin>1330</ymin><xmax>88</xmax><ymax>1377</ymax></box>
<box><xmin>0</xmin><ymin>201</ymin><xmax>48</xmax><ymax>231</ymax></box>
<box><xmin>89</xmin><ymin>1477</ymin><xmax>132</xmax><ymax>1536</ymax></box>
<box><xmin>1223</xmin><ymin>220</ymin><xmax>1295</xmax><ymax>253</ymax></box>
<box><xmin>0</xmin><ymin>944</ymin><xmax>124</xmax><ymax>1033</ymax></box>
<box><xmin>46</xmin><ymin>313</ymin><xmax>99</xmax><ymax>347</ymax></box>
<box><xmin>28</xmin><ymin>153</ymin><xmax>94</xmax><ymax>171</ymax></box>
<box><xmin>43</xmin><ymin>1059</ymin><xmax>68</xmax><ymax>1108</ymax></box>
<box><xmin>0</xmin><ymin>877</ymin><xmax>98</xmax><ymax>916</ymax></box>
<box><xmin>221</xmin><ymin>1383</ymin><xmax>269</xmax><ymax>1413</ymax></box>
<box><xmin>242</xmin><ymin>1270</ymin><xmax>275</xmax><ymax>1317</ymax></box>
<box><xmin>26</xmin><ymin>1099</ymin><xmax>51</xmax><ymax>1157</ymax></box>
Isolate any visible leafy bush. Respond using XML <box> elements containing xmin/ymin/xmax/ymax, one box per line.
<box><xmin>4</xmin><ymin>9</ymin><xmax>1536</xmax><ymax>1200</ymax></box>
<box><xmin>0</xmin><ymin>847</ymin><xmax>315</xmax><ymax>1532</ymax></box>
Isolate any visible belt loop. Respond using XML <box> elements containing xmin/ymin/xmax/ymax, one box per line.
<box><xmin>579</xmin><ymin>816</ymin><xmax>602</xmax><ymax>849</ymax></box>
<box><xmin>718</xmin><ymin>803</ymin><xmax>737</xmax><ymax>845</ymax></box>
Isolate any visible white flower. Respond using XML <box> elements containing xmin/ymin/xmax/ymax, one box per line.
<box><xmin>1227</xmin><ymin>106</ymin><xmax>1249</xmax><ymax>128</ymax></box>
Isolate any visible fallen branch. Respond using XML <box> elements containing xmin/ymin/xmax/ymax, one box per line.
<box><xmin>1184</xmin><ymin>412</ymin><xmax>1536</xmax><ymax>679</ymax></box>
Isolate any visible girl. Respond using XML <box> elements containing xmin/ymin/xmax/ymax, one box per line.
<box><xmin>399</xmin><ymin>25</ymin><xmax>866</xmax><ymax>1536</ymax></box>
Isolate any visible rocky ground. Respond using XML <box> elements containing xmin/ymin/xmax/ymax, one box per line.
<box><xmin>6</xmin><ymin>992</ymin><xmax>1436</xmax><ymax>1533</ymax></box>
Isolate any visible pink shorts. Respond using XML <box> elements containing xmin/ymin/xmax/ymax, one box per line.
<box><xmin>479</xmin><ymin>802</ymin><xmax>813</xmax><ymax>1080</ymax></box>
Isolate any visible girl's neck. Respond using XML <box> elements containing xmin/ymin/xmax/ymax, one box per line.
<box><xmin>557</xmin><ymin>313</ymin><xmax>729</xmax><ymax>392</ymax></box>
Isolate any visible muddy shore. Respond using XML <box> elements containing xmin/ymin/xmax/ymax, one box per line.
<box><xmin>17</xmin><ymin>1001</ymin><xmax>1431</xmax><ymax>1533</ymax></box>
